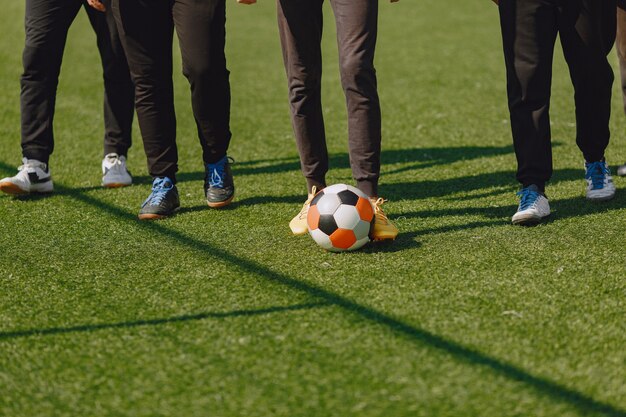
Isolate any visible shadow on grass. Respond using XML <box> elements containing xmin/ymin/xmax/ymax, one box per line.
<box><xmin>0</xmin><ymin>160</ymin><xmax>622</xmax><ymax>417</ymax></box>
<box><xmin>379</xmin><ymin>168</ymin><xmax>583</xmax><ymax>201</ymax></box>
<box><xmin>225</xmin><ymin>145</ymin><xmax>517</xmax><ymax>177</ymax></box>
<box><xmin>0</xmin><ymin>154</ymin><xmax>626</xmax><ymax>417</ymax></box>
<box><xmin>0</xmin><ymin>302</ymin><xmax>329</xmax><ymax>340</ymax></box>
<box><xmin>122</xmin><ymin>145</ymin><xmax>515</xmax><ymax>185</ymax></box>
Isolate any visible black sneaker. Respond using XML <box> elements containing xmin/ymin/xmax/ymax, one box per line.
<box><xmin>204</xmin><ymin>155</ymin><xmax>235</xmax><ymax>208</ymax></box>
<box><xmin>138</xmin><ymin>177</ymin><xmax>180</xmax><ymax>220</ymax></box>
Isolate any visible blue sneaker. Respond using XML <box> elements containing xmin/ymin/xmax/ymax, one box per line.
<box><xmin>204</xmin><ymin>155</ymin><xmax>235</xmax><ymax>208</ymax></box>
<box><xmin>138</xmin><ymin>177</ymin><xmax>180</xmax><ymax>220</ymax></box>
<box><xmin>512</xmin><ymin>185</ymin><xmax>550</xmax><ymax>225</ymax></box>
<box><xmin>585</xmin><ymin>160</ymin><xmax>615</xmax><ymax>201</ymax></box>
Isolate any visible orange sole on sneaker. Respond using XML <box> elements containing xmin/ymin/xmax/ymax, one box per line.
<box><xmin>138</xmin><ymin>213</ymin><xmax>170</xmax><ymax>220</ymax></box>
<box><xmin>103</xmin><ymin>183</ymin><xmax>130</xmax><ymax>189</ymax></box>
<box><xmin>207</xmin><ymin>194</ymin><xmax>234</xmax><ymax>208</ymax></box>
<box><xmin>0</xmin><ymin>182</ymin><xmax>28</xmax><ymax>195</ymax></box>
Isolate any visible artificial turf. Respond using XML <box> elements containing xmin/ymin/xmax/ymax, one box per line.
<box><xmin>1</xmin><ymin>1</ymin><xmax>625</xmax><ymax>416</ymax></box>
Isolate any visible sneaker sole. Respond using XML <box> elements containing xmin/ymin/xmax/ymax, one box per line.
<box><xmin>138</xmin><ymin>207</ymin><xmax>179</xmax><ymax>221</ymax></box>
<box><xmin>586</xmin><ymin>193</ymin><xmax>616</xmax><ymax>202</ymax></box>
<box><xmin>0</xmin><ymin>182</ymin><xmax>29</xmax><ymax>195</ymax></box>
<box><xmin>207</xmin><ymin>194</ymin><xmax>234</xmax><ymax>208</ymax></box>
<box><xmin>103</xmin><ymin>182</ymin><xmax>131</xmax><ymax>189</ymax></box>
<box><xmin>0</xmin><ymin>182</ymin><xmax>52</xmax><ymax>195</ymax></box>
<box><xmin>290</xmin><ymin>227</ymin><xmax>309</xmax><ymax>236</ymax></box>
<box><xmin>512</xmin><ymin>214</ymin><xmax>548</xmax><ymax>226</ymax></box>
<box><xmin>138</xmin><ymin>213</ymin><xmax>170</xmax><ymax>220</ymax></box>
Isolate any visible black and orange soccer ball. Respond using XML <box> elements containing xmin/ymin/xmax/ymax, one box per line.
<box><xmin>306</xmin><ymin>184</ymin><xmax>375</xmax><ymax>252</ymax></box>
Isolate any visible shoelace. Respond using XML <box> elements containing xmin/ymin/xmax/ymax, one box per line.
<box><xmin>207</xmin><ymin>157</ymin><xmax>233</xmax><ymax>188</ymax></box>
<box><xmin>297</xmin><ymin>186</ymin><xmax>317</xmax><ymax>219</ymax></box>
<box><xmin>372</xmin><ymin>198</ymin><xmax>390</xmax><ymax>225</ymax></box>
<box><xmin>585</xmin><ymin>161</ymin><xmax>609</xmax><ymax>190</ymax></box>
<box><xmin>145</xmin><ymin>178</ymin><xmax>173</xmax><ymax>206</ymax></box>
<box><xmin>517</xmin><ymin>188</ymin><xmax>540</xmax><ymax>211</ymax></box>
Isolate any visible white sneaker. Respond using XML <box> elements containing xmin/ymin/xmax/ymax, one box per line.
<box><xmin>511</xmin><ymin>185</ymin><xmax>550</xmax><ymax>225</ymax></box>
<box><xmin>0</xmin><ymin>158</ymin><xmax>53</xmax><ymax>195</ymax></box>
<box><xmin>585</xmin><ymin>160</ymin><xmax>615</xmax><ymax>201</ymax></box>
<box><xmin>102</xmin><ymin>153</ymin><xmax>132</xmax><ymax>188</ymax></box>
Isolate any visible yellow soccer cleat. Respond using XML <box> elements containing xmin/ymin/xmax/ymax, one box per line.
<box><xmin>289</xmin><ymin>186</ymin><xmax>317</xmax><ymax>236</ymax></box>
<box><xmin>370</xmin><ymin>197</ymin><xmax>398</xmax><ymax>241</ymax></box>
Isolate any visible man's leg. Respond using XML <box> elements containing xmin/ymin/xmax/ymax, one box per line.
<box><xmin>277</xmin><ymin>0</ymin><xmax>327</xmax><ymax>194</ymax></box>
<box><xmin>110</xmin><ymin>0</ymin><xmax>180</xmax><ymax>219</ymax></box>
<box><xmin>331</xmin><ymin>0</ymin><xmax>380</xmax><ymax>198</ymax></box>
<box><xmin>0</xmin><ymin>0</ymin><xmax>81</xmax><ymax>196</ymax></box>
<box><xmin>616</xmin><ymin>1</ymin><xmax>626</xmax><ymax>115</ymax></box>
<box><xmin>84</xmin><ymin>0</ymin><xmax>134</xmax><ymax>158</ymax></box>
<box><xmin>173</xmin><ymin>0</ymin><xmax>235</xmax><ymax>208</ymax></box>
<box><xmin>500</xmin><ymin>0</ymin><xmax>557</xmax><ymax>192</ymax></box>
<box><xmin>277</xmin><ymin>0</ymin><xmax>330</xmax><ymax>235</ymax></box>
<box><xmin>558</xmin><ymin>0</ymin><xmax>616</xmax><ymax>200</ymax></box>
<box><xmin>109</xmin><ymin>0</ymin><xmax>177</xmax><ymax>182</ymax></box>
<box><xmin>331</xmin><ymin>0</ymin><xmax>396</xmax><ymax>240</ymax></box>
<box><xmin>84</xmin><ymin>1</ymin><xmax>134</xmax><ymax>188</ymax></box>
<box><xmin>499</xmin><ymin>0</ymin><xmax>557</xmax><ymax>225</ymax></box>
<box><xmin>20</xmin><ymin>0</ymin><xmax>82</xmax><ymax>164</ymax></box>
<box><xmin>615</xmin><ymin>1</ymin><xmax>626</xmax><ymax>175</ymax></box>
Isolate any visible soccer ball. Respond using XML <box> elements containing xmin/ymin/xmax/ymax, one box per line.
<box><xmin>307</xmin><ymin>184</ymin><xmax>375</xmax><ymax>252</ymax></box>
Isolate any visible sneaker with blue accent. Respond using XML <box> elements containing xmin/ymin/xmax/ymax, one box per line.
<box><xmin>204</xmin><ymin>155</ymin><xmax>235</xmax><ymax>208</ymax></box>
<box><xmin>138</xmin><ymin>177</ymin><xmax>180</xmax><ymax>220</ymax></box>
<box><xmin>511</xmin><ymin>185</ymin><xmax>550</xmax><ymax>225</ymax></box>
<box><xmin>585</xmin><ymin>160</ymin><xmax>615</xmax><ymax>201</ymax></box>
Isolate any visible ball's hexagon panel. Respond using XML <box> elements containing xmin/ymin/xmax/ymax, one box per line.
<box><xmin>334</xmin><ymin>204</ymin><xmax>361</xmax><ymax>230</ymax></box>
<box><xmin>318</xmin><ymin>214</ymin><xmax>338</xmax><ymax>235</ymax></box>
<box><xmin>324</xmin><ymin>184</ymin><xmax>348</xmax><ymax>194</ymax></box>
<box><xmin>316</xmin><ymin>193</ymin><xmax>341</xmax><ymax>215</ymax></box>
<box><xmin>337</xmin><ymin>189</ymin><xmax>359</xmax><ymax>206</ymax></box>
<box><xmin>309</xmin><ymin>228</ymin><xmax>333</xmax><ymax>251</ymax></box>
<box><xmin>356</xmin><ymin>197</ymin><xmax>374</xmax><ymax>222</ymax></box>
<box><xmin>353</xmin><ymin>218</ymin><xmax>372</xmax><ymax>240</ymax></box>
<box><xmin>307</xmin><ymin>204</ymin><xmax>320</xmax><ymax>230</ymax></box>
<box><xmin>349</xmin><ymin>235</ymin><xmax>370</xmax><ymax>251</ymax></box>
<box><xmin>329</xmin><ymin>228</ymin><xmax>357</xmax><ymax>250</ymax></box>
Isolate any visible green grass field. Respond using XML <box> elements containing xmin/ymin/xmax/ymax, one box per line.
<box><xmin>1</xmin><ymin>1</ymin><xmax>625</xmax><ymax>416</ymax></box>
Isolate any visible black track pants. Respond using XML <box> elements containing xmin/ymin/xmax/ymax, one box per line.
<box><xmin>21</xmin><ymin>0</ymin><xmax>134</xmax><ymax>163</ymax></box>
<box><xmin>110</xmin><ymin>0</ymin><xmax>231</xmax><ymax>181</ymax></box>
<box><xmin>499</xmin><ymin>0</ymin><xmax>615</xmax><ymax>189</ymax></box>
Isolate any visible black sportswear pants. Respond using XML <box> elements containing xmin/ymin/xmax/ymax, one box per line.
<box><xmin>277</xmin><ymin>0</ymin><xmax>381</xmax><ymax>197</ymax></box>
<box><xmin>110</xmin><ymin>0</ymin><xmax>231</xmax><ymax>182</ymax></box>
<box><xmin>616</xmin><ymin>1</ymin><xmax>626</xmax><ymax>115</ymax></box>
<box><xmin>499</xmin><ymin>0</ymin><xmax>616</xmax><ymax>190</ymax></box>
<box><xmin>21</xmin><ymin>0</ymin><xmax>134</xmax><ymax>164</ymax></box>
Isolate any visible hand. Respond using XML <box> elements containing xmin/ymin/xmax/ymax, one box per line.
<box><xmin>87</xmin><ymin>0</ymin><xmax>106</xmax><ymax>12</ymax></box>
<box><xmin>237</xmin><ymin>0</ymin><xmax>257</xmax><ymax>4</ymax></box>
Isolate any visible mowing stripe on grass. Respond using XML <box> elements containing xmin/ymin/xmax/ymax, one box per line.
<box><xmin>0</xmin><ymin>161</ymin><xmax>624</xmax><ymax>417</ymax></box>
